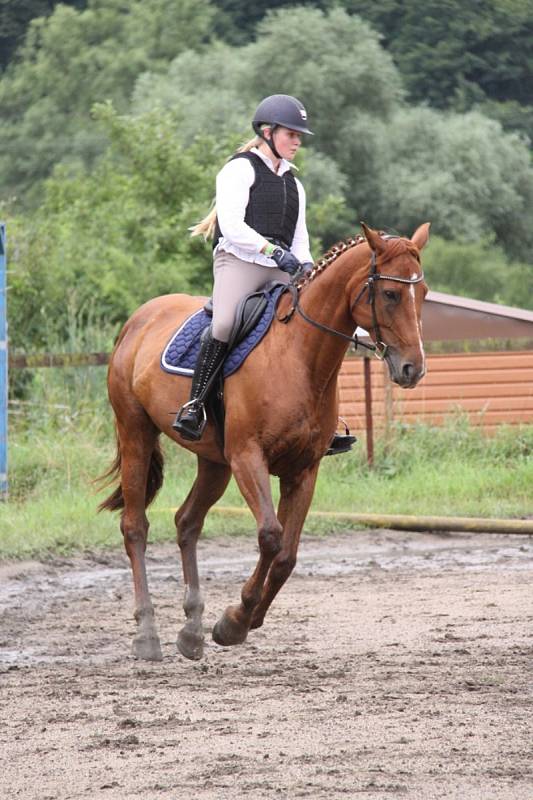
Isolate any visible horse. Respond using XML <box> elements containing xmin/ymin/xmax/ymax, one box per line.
<box><xmin>99</xmin><ymin>222</ymin><xmax>430</xmax><ymax>662</ymax></box>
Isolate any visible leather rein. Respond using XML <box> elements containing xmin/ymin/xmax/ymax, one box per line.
<box><xmin>277</xmin><ymin>244</ymin><xmax>425</xmax><ymax>360</ymax></box>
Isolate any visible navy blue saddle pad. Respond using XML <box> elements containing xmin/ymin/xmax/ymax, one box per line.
<box><xmin>161</xmin><ymin>284</ymin><xmax>286</xmax><ymax>378</ymax></box>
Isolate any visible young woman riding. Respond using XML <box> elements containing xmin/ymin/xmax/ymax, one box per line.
<box><xmin>172</xmin><ymin>94</ymin><xmax>353</xmax><ymax>454</ymax></box>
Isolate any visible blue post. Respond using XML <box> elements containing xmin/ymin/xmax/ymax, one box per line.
<box><xmin>0</xmin><ymin>222</ymin><xmax>7</xmax><ymax>499</ymax></box>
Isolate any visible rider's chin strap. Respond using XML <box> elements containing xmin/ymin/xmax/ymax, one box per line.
<box><xmin>253</xmin><ymin>123</ymin><xmax>283</xmax><ymax>161</ymax></box>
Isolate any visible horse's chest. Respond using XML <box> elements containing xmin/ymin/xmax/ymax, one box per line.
<box><xmin>266</xmin><ymin>416</ymin><xmax>327</xmax><ymax>473</ymax></box>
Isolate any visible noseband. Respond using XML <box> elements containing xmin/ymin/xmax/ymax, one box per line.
<box><xmin>278</xmin><ymin>242</ymin><xmax>425</xmax><ymax>359</ymax></box>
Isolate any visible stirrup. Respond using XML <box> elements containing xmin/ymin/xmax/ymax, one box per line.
<box><xmin>172</xmin><ymin>400</ymin><xmax>207</xmax><ymax>441</ymax></box>
<box><xmin>325</xmin><ymin>433</ymin><xmax>357</xmax><ymax>456</ymax></box>
<box><xmin>325</xmin><ymin>417</ymin><xmax>357</xmax><ymax>456</ymax></box>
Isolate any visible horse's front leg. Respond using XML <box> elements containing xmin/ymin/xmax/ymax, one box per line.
<box><xmin>251</xmin><ymin>462</ymin><xmax>320</xmax><ymax>631</ymax></box>
<box><xmin>176</xmin><ymin>457</ymin><xmax>232</xmax><ymax>660</ymax></box>
<box><xmin>212</xmin><ymin>447</ymin><xmax>282</xmax><ymax>647</ymax></box>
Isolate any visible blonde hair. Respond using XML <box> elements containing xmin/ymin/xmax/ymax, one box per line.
<box><xmin>190</xmin><ymin>135</ymin><xmax>263</xmax><ymax>240</ymax></box>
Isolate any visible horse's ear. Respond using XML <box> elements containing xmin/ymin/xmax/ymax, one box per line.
<box><xmin>360</xmin><ymin>221</ymin><xmax>387</xmax><ymax>254</ymax></box>
<box><xmin>410</xmin><ymin>222</ymin><xmax>431</xmax><ymax>251</ymax></box>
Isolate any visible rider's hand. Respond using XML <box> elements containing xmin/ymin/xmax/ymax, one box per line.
<box><xmin>270</xmin><ymin>246</ymin><xmax>302</xmax><ymax>276</ymax></box>
<box><xmin>300</xmin><ymin>261</ymin><xmax>314</xmax><ymax>275</ymax></box>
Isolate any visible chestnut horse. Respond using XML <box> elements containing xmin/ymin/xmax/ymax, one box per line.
<box><xmin>99</xmin><ymin>223</ymin><xmax>429</xmax><ymax>661</ymax></box>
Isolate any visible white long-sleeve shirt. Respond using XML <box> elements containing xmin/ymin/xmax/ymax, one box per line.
<box><xmin>214</xmin><ymin>147</ymin><xmax>313</xmax><ymax>267</ymax></box>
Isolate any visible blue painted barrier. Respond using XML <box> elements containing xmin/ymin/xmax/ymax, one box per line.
<box><xmin>0</xmin><ymin>222</ymin><xmax>7</xmax><ymax>499</ymax></box>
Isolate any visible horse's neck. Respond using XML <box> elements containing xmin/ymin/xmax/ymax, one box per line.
<box><xmin>284</xmin><ymin>246</ymin><xmax>368</xmax><ymax>393</ymax></box>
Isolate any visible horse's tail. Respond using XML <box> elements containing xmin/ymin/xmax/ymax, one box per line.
<box><xmin>96</xmin><ymin>429</ymin><xmax>165</xmax><ymax>513</ymax></box>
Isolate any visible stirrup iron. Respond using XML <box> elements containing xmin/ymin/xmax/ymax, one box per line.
<box><xmin>325</xmin><ymin>417</ymin><xmax>357</xmax><ymax>457</ymax></box>
<box><xmin>172</xmin><ymin>399</ymin><xmax>207</xmax><ymax>441</ymax></box>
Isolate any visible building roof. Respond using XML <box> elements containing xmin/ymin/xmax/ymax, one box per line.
<box><xmin>355</xmin><ymin>291</ymin><xmax>533</xmax><ymax>343</ymax></box>
<box><xmin>422</xmin><ymin>291</ymin><xmax>533</xmax><ymax>341</ymax></box>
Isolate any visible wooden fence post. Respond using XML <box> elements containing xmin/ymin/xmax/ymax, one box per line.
<box><xmin>364</xmin><ymin>355</ymin><xmax>373</xmax><ymax>467</ymax></box>
<box><xmin>0</xmin><ymin>222</ymin><xmax>7</xmax><ymax>499</ymax></box>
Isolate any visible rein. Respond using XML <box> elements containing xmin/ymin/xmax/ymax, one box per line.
<box><xmin>277</xmin><ymin>236</ymin><xmax>425</xmax><ymax>359</ymax></box>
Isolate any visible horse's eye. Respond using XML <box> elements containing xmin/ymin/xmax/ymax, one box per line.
<box><xmin>383</xmin><ymin>289</ymin><xmax>399</xmax><ymax>302</ymax></box>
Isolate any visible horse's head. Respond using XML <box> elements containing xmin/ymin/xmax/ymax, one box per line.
<box><xmin>351</xmin><ymin>223</ymin><xmax>430</xmax><ymax>388</ymax></box>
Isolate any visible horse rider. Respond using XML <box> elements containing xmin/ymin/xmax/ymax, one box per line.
<box><xmin>172</xmin><ymin>94</ymin><xmax>354</xmax><ymax>455</ymax></box>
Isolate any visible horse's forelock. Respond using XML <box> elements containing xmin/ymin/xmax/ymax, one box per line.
<box><xmin>380</xmin><ymin>237</ymin><xmax>420</xmax><ymax>265</ymax></box>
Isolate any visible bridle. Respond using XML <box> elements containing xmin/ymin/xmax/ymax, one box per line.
<box><xmin>277</xmin><ymin>238</ymin><xmax>425</xmax><ymax>359</ymax></box>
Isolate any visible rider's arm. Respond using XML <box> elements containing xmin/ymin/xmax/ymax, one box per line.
<box><xmin>216</xmin><ymin>159</ymin><xmax>270</xmax><ymax>254</ymax></box>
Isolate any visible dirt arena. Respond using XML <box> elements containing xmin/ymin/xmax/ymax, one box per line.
<box><xmin>1</xmin><ymin>529</ymin><xmax>532</xmax><ymax>800</ymax></box>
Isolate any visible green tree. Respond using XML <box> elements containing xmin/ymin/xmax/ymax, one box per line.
<box><xmin>341</xmin><ymin>0</ymin><xmax>533</xmax><ymax>108</ymax></box>
<box><xmin>244</xmin><ymin>6</ymin><xmax>403</xmax><ymax>142</ymax></box>
<box><xmin>0</xmin><ymin>0</ymin><xmax>86</xmax><ymax>69</ymax></box>
<box><xmin>348</xmin><ymin>107</ymin><xmax>533</xmax><ymax>263</ymax></box>
<box><xmin>134</xmin><ymin>7</ymin><xmax>403</xmax><ymax>145</ymax></box>
<box><xmin>131</xmin><ymin>5</ymin><xmax>403</xmax><ymax>246</ymax></box>
<box><xmin>421</xmin><ymin>235</ymin><xmax>533</xmax><ymax>308</ymax></box>
<box><xmin>211</xmin><ymin>0</ymin><xmax>333</xmax><ymax>44</ymax></box>
<box><xmin>6</xmin><ymin>105</ymin><xmax>222</xmax><ymax>350</ymax></box>
<box><xmin>131</xmin><ymin>42</ymin><xmax>252</xmax><ymax>140</ymax></box>
<box><xmin>0</xmin><ymin>0</ymin><xmax>215</xmax><ymax>204</ymax></box>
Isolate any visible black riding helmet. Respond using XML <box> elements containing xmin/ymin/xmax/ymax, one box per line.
<box><xmin>252</xmin><ymin>94</ymin><xmax>313</xmax><ymax>159</ymax></box>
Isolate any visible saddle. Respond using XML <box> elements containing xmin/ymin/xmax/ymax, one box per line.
<box><xmin>162</xmin><ymin>281</ymin><xmax>356</xmax><ymax>455</ymax></box>
<box><xmin>204</xmin><ymin>279</ymin><xmax>283</xmax><ymax>350</ymax></box>
<box><xmin>162</xmin><ymin>281</ymin><xmax>287</xmax><ymax>448</ymax></box>
<box><xmin>161</xmin><ymin>281</ymin><xmax>286</xmax><ymax>379</ymax></box>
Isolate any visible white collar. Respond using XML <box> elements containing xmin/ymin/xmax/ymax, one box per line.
<box><xmin>250</xmin><ymin>147</ymin><xmax>296</xmax><ymax>175</ymax></box>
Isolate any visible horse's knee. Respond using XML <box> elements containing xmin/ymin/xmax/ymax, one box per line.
<box><xmin>258</xmin><ymin>523</ymin><xmax>282</xmax><ymax>558</ymax></box>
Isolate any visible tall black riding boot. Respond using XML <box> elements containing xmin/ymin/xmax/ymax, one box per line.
<box><xmin>172</xmin><ymin>329</ymin><xmax>227</xmax><ymax>441</ymax></box>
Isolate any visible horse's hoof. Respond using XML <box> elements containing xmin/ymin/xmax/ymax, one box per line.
<box><xmin>177</xmin><ymin>627</ymin><xmax>204</xmax><ymax>661</ymax></box>
<box><xmin>212</xmin><ymin>613</ymin><xmax>248</xmax><ymax>647</ymax></box>
<box><xmin>132</xmin><ymin>633</ymin><xmax>163</xmax><ymax>662</ymax></box>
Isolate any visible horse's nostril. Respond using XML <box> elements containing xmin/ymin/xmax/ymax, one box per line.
<box><xmin>402</xmin><ymin>362</ymin><xmax>415</xmax><ymax>382</ymax></box>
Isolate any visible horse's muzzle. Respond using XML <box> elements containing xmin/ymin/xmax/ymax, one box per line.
<box><xmin>385</xmin><ymin>348</ymin><xmax>426</xmax><ymax>388</ymax></box>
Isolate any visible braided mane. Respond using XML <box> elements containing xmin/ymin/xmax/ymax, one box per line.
<box><xmin>296</xmin><ymin>234</ymin><xmax>366</xmax><ymax>288</ymax></box>
<box><xmin>297</xmin><ymin>232</ymin><xmax>419</xmax><ymax>289</ymax></box>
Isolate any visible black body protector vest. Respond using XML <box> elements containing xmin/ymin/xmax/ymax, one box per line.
<box><xmin>213</xmin><ymin>152</ymin><xmax>300</xmax><ymax>251</ymax></box>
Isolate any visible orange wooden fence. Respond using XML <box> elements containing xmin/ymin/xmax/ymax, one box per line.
<box><xmin>339</xmin><ymin>350</ymin><xmax>533</xmax><ymax>431</ymax></box>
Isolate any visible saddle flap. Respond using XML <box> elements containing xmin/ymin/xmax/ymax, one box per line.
<box><xmin>228</xmin><ymin>280</ymin><xmax>286</xmax><ymax>349</ymax></box>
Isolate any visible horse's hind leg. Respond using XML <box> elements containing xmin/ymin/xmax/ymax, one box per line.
<box><xmin>117</xmin><ymin>416</ymin><xmax>163</xmax><ymax>662</ymax></box>
<box><xmin>176</xmin><ymin>457</ymin><xmax>232</xmax><ymax>660</ymax></box>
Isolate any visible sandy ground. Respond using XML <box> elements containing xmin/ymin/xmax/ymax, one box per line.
<box><xmin>0</xmin><ymin>529</ymin><xmax>532</xmax><ymax>800</ymax></box>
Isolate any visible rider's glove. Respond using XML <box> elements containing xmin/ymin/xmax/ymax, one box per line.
<box><xmin>300</xmin><ymin>261</ymin><xmax>314</xmax><ymax>275</ymax></box>
<box><xmin>270</xmin><ymin>246</ymin><xmax>302</xmax><ymax>276</ymax></box>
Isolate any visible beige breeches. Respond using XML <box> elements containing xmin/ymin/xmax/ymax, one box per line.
<box><xmin>211</xmin><ymin>250</ymin><xmax>290</xmax><ymax>342</ymax></box>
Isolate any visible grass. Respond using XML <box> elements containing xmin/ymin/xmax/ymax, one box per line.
<box><xmin>1</xmin><ymin>372</ymin><xmax>532</xmax><ymax>560</ymax></box>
